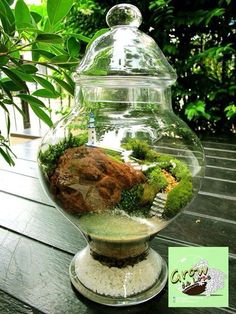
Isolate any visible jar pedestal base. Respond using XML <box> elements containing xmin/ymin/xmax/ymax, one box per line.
<box><xmin>69</xmin><ymin>245</ymin><xmax>167</xmax><ymax>306</ymax></box>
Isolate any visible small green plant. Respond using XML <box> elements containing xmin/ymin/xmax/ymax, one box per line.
<box><xmin>122</xmin><ymin>138</ymin><xmax>149</xmax><ymax>160</ymax></box>
<box><xmin>170</xmin><ymin>159</ymin><xmax>192</xmax><ymax>181</ymax></box>
<box><xmin>147</xmin><ymin>167</ymin><xmax>168</xmax><ymax>191</ymax></box>
<box><xmin>38</xmin><ymin>132</ymin><xmax>88</xmax><ymax>177</ymax></box>
<box><xmin>164</xmin><ymin>179</ymin><xmax>193</xmax><ymax>219</ymax></box>
<box><xmin>119</xmin><ymin>184</ymin><xmax>144</xmax><ymax>213</ymax></box>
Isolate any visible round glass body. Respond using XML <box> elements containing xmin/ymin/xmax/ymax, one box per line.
<box><xmin>38</xmin><ymin>4</ymin><xmax>205</xmax><ymax>306</ymax></box>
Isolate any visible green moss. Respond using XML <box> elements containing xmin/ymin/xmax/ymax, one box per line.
<box><xmin>118</xmin><ymin>184</ymin><xmax>151</xmax><ymax>216</ymax></box>
<box><xmin>38</xmin><ymin>133</ymin><xmax>88</xmax><ymax>177</ymax></box>
<box><xmin>148</xmin><ymin>167</ymin><xmax>168</xmax><ymax>192</ymax></box>
<box><xmin>122</xmin><ymin>138</ymin><xmax>149</xmax><ymax>160</ymax></box>
<box><xmin>119</xmin><ymin>184</ymin><xmax>143</xmax><ymax>212</ymax></box>
<box><xmin>170</xmin><ymin>159</ymin><xmax>192</xmax><ymax>181</ymax></box>
<box><xmin>163</xmin><ymin>179</ymin><xmax>193</xmax><ymax>219</ymax></box>
<box><xmin>141</xmin><ymin>184</ymin><xmax>156</xmax><ymax>205</ymax></box>
<box><xmin>103</xmin><ymin>148</ymin><xmax>123</xmax><ymax>162</ymax></box>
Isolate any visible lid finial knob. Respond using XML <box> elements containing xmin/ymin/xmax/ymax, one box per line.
<box><xmin>106</xmin><ymin>4</ymin><xmax>142</xmax><ymax>28</ymax></box>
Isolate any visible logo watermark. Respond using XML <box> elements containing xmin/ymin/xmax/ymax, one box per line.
<box><xmin>168</xmin><ymin>247</ymin><xmax>228</xmax><ymax>307</ymax></box>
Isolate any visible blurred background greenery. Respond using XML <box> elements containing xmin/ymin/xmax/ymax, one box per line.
<box><xmin>65</xmin><ymin>0</ymin><xmax>236</xmax><ymax>135</ymax></box>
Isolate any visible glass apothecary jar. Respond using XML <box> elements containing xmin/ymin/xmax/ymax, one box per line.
<box><xmin>38</xmin><ymin>3</ymin><xmax>205</xmax><ymax>306</ymax></box>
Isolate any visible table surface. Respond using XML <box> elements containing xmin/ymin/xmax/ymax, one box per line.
<box><xmin>0</xmin><ymin>136</ymin><xmax>235</xmax><ymax>314</ymax></box>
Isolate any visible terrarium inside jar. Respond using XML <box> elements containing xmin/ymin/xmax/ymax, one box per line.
<box><xmin>38</xmin><ymin>3</ymin><xmax>205</xmax><ymax>306</ymax></box>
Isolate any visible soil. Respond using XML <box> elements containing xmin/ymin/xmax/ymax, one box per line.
<box><xmin>162</xmin><ymin>169</ymin><xmax>178</xmax><ymax>193</ymax></box>
<box><xmin>50</xmin><ymin>146</ymin><xmax>146</xmax><ymax>213</ymax></box>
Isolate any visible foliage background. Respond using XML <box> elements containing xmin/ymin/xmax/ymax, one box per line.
<box><xmin>66</xmin><ymin>0</ymin><xmax>236</xmax><ymax>135</ymax></box>
<box><xmin>0</xmin><ymin>0</ymin><xmax>89</xmax><ymax>164</ymax></box>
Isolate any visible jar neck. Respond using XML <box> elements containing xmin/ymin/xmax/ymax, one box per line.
<box><xmin>76</xmin><ymin>85</ymin><xmax>173</xmax><ymax>111</ymax></box>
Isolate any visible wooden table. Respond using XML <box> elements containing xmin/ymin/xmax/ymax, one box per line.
<box><xmin>0</xmin><ymin>137</ymin><xmax>235</xmax><ymax>313</ymax></box>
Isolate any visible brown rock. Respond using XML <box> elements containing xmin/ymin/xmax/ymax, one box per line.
<box><xmin>50</xmin><ymin>146</ymin><xmax>146</xmax><ymax>214</ymax></box>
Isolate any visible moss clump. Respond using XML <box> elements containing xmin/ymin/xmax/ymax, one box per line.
<box><xmin>141</xmin><ymin>184</ymin><xmax>156</xmax><ymax>205</ymax></box>
<box><xmin>122</xmin><ymin>138</ymin><xmax>149</xmax><ymax>160</ymax></box>
<box><xmin>119</xmin><ymin>184</ymin><xmax>144</xmax><ymax>212</ymax></box>
<box><xmin>170</xmin><ymin>159</ymin><xmax>192</xmax><ymax>181</ymax></box>
<box><xmin>147</xmin><ymin>167</ymin><xmax>168</xmax><ymax>192</ymax></box>
<box><xmin>38</xmin><ymin>133</ymin><xmax>88</xmax><ymax>177</ymax></box>
<box><xmin>164</xmin><ymin>179</ymin><xmax>193</xmax><ymax>219</ymax></box>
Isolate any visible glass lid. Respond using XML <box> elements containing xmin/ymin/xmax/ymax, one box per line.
<box><xmin>76</xmin><ymin>3</ymin><xmax>177</xmax><ymax>84</ymax></box>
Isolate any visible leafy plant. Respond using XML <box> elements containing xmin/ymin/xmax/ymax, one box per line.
<box><xmin>0</xmin><ymin>0</ymin><xmax>90</xmax><ymax>165</ymax></box>
<box><xmin>225</xmin><ymin>104</ymin><xmax>236</xmax><ymax>119</ymax></box>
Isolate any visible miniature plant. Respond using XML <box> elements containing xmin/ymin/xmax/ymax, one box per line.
<box><xmin>119</xmin><ymin>184</ymin><xmax>144</xmax><ymax>213</ymax></box>
<box><xmin>122</xmin><ymin>138</ymin><xmax>149</xmax><ymax>160</ymax></box>
<box><xmin>147</xmin><ymin>167</ymin><xmax>168</xmax><ymax>192</ymax></box>
<box><xmin>39</xmin><ymin>132</ymin><xmax>88</xmax><ymax>177</ymax></box>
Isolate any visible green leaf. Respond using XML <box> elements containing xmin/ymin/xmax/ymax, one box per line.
<box><xmin>47</xmin><ymin>0</ymin><xmax>73</xmax><ymax>25</ymax></box>
<box><xmin>50</xmin><ymin>45</ymin><xmax>68</xmax><ymax>56</ymax></box>
<box><xmin>5</xmin><ymin>0</ymin><xmax>14</xmax><ymax>5</ymax></box>
<box><xmin>10</xmin><ymin>69</ymin><xmax>35</xmax><ymax>82</ymax></box>
<box><xmin>69</xmin><ymin>33</ymin><xmax>91</xmax><ymax>44</ymax></box>
<box><xmin>224</xmin><ymin>105</ymin><xmax>236</xmax><ymax>119</ymax></box>
<box><xmin>15</xmin><ymin>0</ymin><xmax>33</xmax><ymax>30</ymax></box>
<box><xmin>1</xmin><ymin>67</ymin><xmax>28</xmax><ymax>91</ymax></box>
<box><xmin>20</xmin><ymin>64</ymin><xmax>38</xmax><ymax>74</ymax></box>
<box><xmin>0</xmin><ymin>147</ymin><xmax>15</xmax><ymax>166</ymax></box>
<box><xmin>36</xmin><ymin>33</ymin><xmax>63</xmax><ymax>44</ymax></box>
<box><xmin>63</xmin><ymin>71</ymin><xmax>75</xmax><ymax>90</ymax></box>
<box><xmin>0</xmin><ymin>56</ymin><xmax>9</xmax><ymax>66</ymax></box>
<box><xmin>16</xmin><ymin>94</ymin><xmax>45</xmax><ymax>107</ymax></box>
<box><xmin>13</xmin><ymin>103</ymin><xmax>25</xmax><ymax>116</ymax></box>
<box><xmin>67</xmin><ymin>37</ymin><xmax>80</xmax><ymax>57</ymax></box>
<box><xmin>30</xmin><ymin>104</ymin><xmax>53</xmax><ymax>127</ymax></box>
<box><xmin>3</xmin><ymin>99</ymin><xmax>13</xmax><ymax>104</ymax></box>
<box><xmin>6</xmin><ymin>112</ymin><xmax>11</xmax><ymax>134</ymax></box>
<box><xmin>50</xmin><ymin>55</ymin><xmax>71</xmax><ymax>63</ymax></box>
<box><xmin>0</xmin><ymin>80</ymin><xmax>13</xmax><ymax>99</ymax></box>
<box><xmin>0</xmin><ymin>101</ymin><xmax>9</xmax><ymax>114</ymax></box>
<box><xmin>33</xmin><ymin>76</ymin><xmax>55</xmax><ymax>93</ymax></box>
<box><xmin>185</xmin><ymin>100</ymin><xmax>210</xmax><ymax>121</ymax></box>
<box><xmin>30</xmin><ymin>11</ymin><xmax>42</xmax><ymax>23</ymax></box>
<box><xmin>53</xmin><ymin>76</ymin><xmax>74</xmax><ymax>96</ymax></box>
<box><xmin>8</xmin><ymin>50</ymin><xmax>20</xmax><ymax>60</ymax></box>
<box><xmin>1</xmin><ymin>79</ymin><xmax>23</xmax><ymax>91</ymax></box>
<box><xmin>32</xmin><ymin>89</ymin><xmax>60</xmax><ymax>98</ymax></box>
<box><xmin>16</xmin><ymin>94</ymin><xmax>53</xmax><ymax>127</ymax></box>
<box><xmin>32</xmin><ymin>49</ymin><xmax>56</xmax><ymax>60</ymax></box>
<box><xmin>49</xmin><ymin>55</ymin><xmax>78</xmax><ymax>69</ymax></box>
<box><xmin>205</xmin><ymin>8</ymin><xmax>225</xmax><ymax>25</ymax></box>
<box><xmin>0</xmin><ymin>0</ymin><xmax>15</xmax><ymax>35</ymax></box>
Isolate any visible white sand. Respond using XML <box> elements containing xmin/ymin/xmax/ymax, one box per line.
<box><xmin>75</xmin><ymin>247</ymin><xmax>162</xmax><ymax>297</ymax></box>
